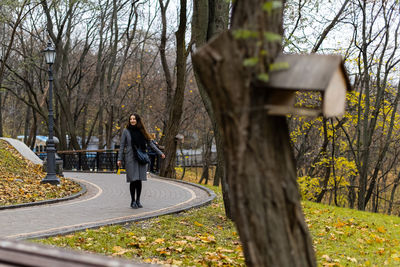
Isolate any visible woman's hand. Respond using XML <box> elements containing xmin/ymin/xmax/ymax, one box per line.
<box><xmin>161</xmin><ymin>154</ymin><xmax>165</xmax><ymax>159</ymax></box>
<box><xmin>117</xmin><ymin>160</ymin><xmax>122</xmax><ymax>168</ymax></box>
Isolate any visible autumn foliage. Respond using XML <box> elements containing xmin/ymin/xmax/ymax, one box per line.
<box><xmin>0</xmin><ymin>140</ymin><xmax>81</xmax><ymax>206</ymax></box>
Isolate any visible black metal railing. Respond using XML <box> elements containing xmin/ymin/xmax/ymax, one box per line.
<box><xmin>37</xmin><ymin>149</ymin><xmax>215</xmax><ymax>172</ymax></box>
<box><xmin>37</xmin><ymin>150</ymin><xmax>121</xmax><ymax>172</ymax></box>
<box><xmin>60</xmin><ymin>150</ymin><xmax>120</xmax><ymax>171</ymax></box>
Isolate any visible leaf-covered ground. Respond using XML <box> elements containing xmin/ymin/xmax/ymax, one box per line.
<box><xmin>304</xmin><ymin>201</ymin><xmax>400</xmax><ymax>266</ymax></box>
<box><xmin>36</xmin><ymin>185</ymin><xmax>245</xmax><ymax>266</ymax></box>
<box><xmin>26</xmin><ymin>166</ymin><xmax>400</xmax><ymax>266</ymax></box>
<box><xmin>37</xmin><ymin>188</ymin><xmax>400</xmax><ymax>266</ymax></box>
<box><xmin>0</xmin><ymin>140</ymin><xmax>81</xmax><ymax>206</ymax></box>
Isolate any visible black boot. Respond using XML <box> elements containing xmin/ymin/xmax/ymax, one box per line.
<box><xmin>131</xmin><ymin>200</ymin><xmax>138</xmax><ymax>209</ymax></box>
<box><xmin>136</xmin><ymin>199</ymin><xmax>143</xmax><ymax>208</ymax></box>
<box><xmin>130</xmin><ymin>182</ymin><xmax>138</xmax><ymax>209</ymax></box>
<box><xmin>135</xmin><ymin>180</ymin><xmax>143</xmax><ymax>208</ymax></box>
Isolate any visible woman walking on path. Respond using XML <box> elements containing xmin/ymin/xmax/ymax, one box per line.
<box><xmin>117</xmin><ymin>114</ymin><xmax>165</xmax><ymax>209</ymax></box>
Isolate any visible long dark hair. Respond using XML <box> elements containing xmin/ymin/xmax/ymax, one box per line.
<box><xmin>126</xmin><ymin>113</ymin><xmax>152</xmax><ymax>140</ymax></box>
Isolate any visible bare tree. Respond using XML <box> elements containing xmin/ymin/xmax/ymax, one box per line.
<box><xmin>0</xmin><ymin>0</ymin><xmax>32</xmax><ymax>137</ymax></box>
<box><xmin>347</xmin><ymin>0</ymin><xmax>400</xmax><ymax>210</ymax></box>
<box><xmin>158</xmin><ymin>0</ymin><xmax>189</xmax><ymax>178</ymax></box>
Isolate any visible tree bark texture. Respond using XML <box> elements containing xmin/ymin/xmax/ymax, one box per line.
<box><xmin>193</xmin><ymin>1</ymin><xmax>316</xmax><ymax>266</ymax></box>
<box><xmin>158</xmin><ymin>0</ymin><xmax>173</xmax><ymax>111</ymax></box>
<box><xmin>159</xmin><ymin>0</ymin><xmax>188</xmax><ymax>178</ymax></box>
<box><xmin>192</xmin><ymin>0</ymin><xmax>232</xmax><ymax>218</ymax></box>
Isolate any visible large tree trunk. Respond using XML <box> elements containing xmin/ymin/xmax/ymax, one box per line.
<box><xmin>193</xmin><ymin>0</ymin><xmax>316</xmax><ymax>266</ymax></box>
<box><xmin>192</xmin><ymin>0</ymin><xmax>232</xmax><ymax>218</ymax></box>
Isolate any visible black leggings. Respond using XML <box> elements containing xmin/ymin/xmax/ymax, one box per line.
<box><xmin>129</xmin><ymin>180</ymin><xmax>142</xmax><ymax>202</ymax></box>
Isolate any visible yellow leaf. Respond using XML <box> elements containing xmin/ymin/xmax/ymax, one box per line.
<box><xmin>154</xmin><ymin>238</ymin><xmax>164</xmax><ymax>244</ymax></box>
<box><xmin>391</xmin><ymin>254</ymin><xmax>400</xmax><ymax>260</ymax></box>
<box><xmin>329</xmin><ymin>233</ymin><xmax>336</xmax><ymax>240</ymax></box>
<box><xmin>334</xmin><ymin>219</ymin><xmax>346</xmax><ymax>228</ymax></box>
<box><xmin>200</xmin><ymin>235</ymin><xmax>216</xmax><ymax>243</ymax></box>
<box><xmin>184</xmin><ymin>236</ymin><xmax>197</xmax><ymax>242</ymax></box>
<box><xmin>374</xmin><ymin>236</ymin><xmax>384</xmax><ymax>243</ymax></box>
<box><xmin>377</xmin><ymin>226</ymin><xmax>386</xmax><ymax>233</ymax></box>
<box><xmin>112</xmin><ymin>249</ymin><xmax>131</xmax><ymax>256</ymax></box>
<box><xmin>175</xmin><ymin>240</ymin><xmax>187</xmax><ymax>246</ymax></box>
<box><xmin>218</xmin><ymin>248</ymin><xmax>234</xmax><ymax>253</ymax></box>
<box><xmin>377</xmin><ymin>248</ymin><xmax>385</xmax><ymax>255</ymax></box>
<box><xmin>156</xmin><ymin>248</ymin><xmax>170</xmax><ymax>255</ymax></box>
<box><xmin>112</xmin><ymin>246</ymin><xmax>123</xmax><ymax>253</ymax></box>
<box><xmin>194</xmin><ymin>221</ymin><xmax>203</xmax><ymax>227</ymax></box>
<box><xmin>205</xmin><ymin>252</ymin><xmax>220</xmax><ymax>261</ymax></box>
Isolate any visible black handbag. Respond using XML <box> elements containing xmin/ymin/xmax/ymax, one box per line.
<box><xmin>134</xmin><ymin>146</ymin><xmax>150</xmax><ymax>165</ymax></box>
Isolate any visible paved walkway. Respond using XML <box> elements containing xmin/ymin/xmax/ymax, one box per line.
<box><xmin>0</xmin><ymin>172</ymin><xmax>215</xmax><ymax>240</ymax></box>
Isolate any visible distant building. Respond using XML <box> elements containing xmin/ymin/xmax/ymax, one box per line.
<box><xmin>17</xmin><ymin>135</ymin><xmax>47</xmax><ymax>152</ymax></box>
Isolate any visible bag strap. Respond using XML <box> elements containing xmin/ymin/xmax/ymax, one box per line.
<box><xmin>134</xmin><ymin>145</ymin><xmax>146</xmax><ymax>152</ymax></box>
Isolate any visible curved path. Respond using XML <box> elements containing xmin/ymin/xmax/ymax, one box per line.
<box><xmin>0</xmin><ymin>172</ymin><xmax>215</xmax><ymax>240</ymax></box>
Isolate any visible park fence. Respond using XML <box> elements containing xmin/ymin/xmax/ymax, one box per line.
<box><xmin>37</xmin><ymin>149</ymin><xmax>216</xmax><ymax>172</ymax></box>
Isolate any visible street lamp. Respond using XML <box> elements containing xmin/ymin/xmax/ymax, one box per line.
<box><xmin>41</xmin><ymin>42</ymin><xmax>60</xmax><ymax>185</ymax></box>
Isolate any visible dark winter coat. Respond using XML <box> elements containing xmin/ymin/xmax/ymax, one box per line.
<box><xmin>117</xmin><ymin>128</ymin><xmax>163</xmax><ymax>182</ymax></box>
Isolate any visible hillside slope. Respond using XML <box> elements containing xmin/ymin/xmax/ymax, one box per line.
<box><xmin>0</xmin><ymin>139</ymin><xmax>81</xmax><ymax>206</ymax></box>
<box><xmin>304</xmin><ymin>201</ymin><xmax>400</xmax><ymax>266</ymax></box>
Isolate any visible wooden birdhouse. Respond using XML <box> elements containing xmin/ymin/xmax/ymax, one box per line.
<box><xmin>265</xmin><ymin>54</ymin><xmax>351</xmax><ymax>117</ymax></box>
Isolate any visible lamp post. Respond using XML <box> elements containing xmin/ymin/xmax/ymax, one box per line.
<box><xmin>41</xmin><ymin>42</ymin><xmax>60</xmax><ymax>185</ymax></box>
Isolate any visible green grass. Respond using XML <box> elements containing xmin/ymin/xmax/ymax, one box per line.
<box><xmin>6</xmin><ymin>138</ymin><xmax>400</xmax><ymax>265</ymax></box>
<box><xmin>35</xmin><ymin>187</ymin><xmax>400</xmax><ymax>266</ymax></box>
<box><xmin>304</xmin><ymin>201</ymin><xmax>400</xmax><ymax>266</ymax></box>
<box><xmin>35</xmin><ymin>185</ymin><xmax>245</xmax><ymax>266</ymax></box>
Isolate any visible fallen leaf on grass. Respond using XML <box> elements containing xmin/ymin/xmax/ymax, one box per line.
<box><xmin>322</xmin><ymin>254</ymin><xmax>332</xmax><ymax>262</ymax></box>
<box><xmin>217</xmin><ymin>247</ymin><xmax>234</xmax><ymax>253</ymax></box>
<box><xmin>156</xmin><ymin>247</ymin><xmax>171</xmax><ymax>256</ymax></box>
<box><xmin>346</xmin><ymin>257</ymin><xmax>357</xmax><ymax>263</ymax></box>
<box><xmin>183</xmin><ymin>236</ymin><xmax>197</xmax><ymax>242</ymax></box>
<box><xmin>175</xmin><ymin>240</ymin><xmax>188</xmax><ymax>246</ymax></box>
<box><xmin>377</xmin><ymin>226</ymin><xmax>386</xmax><ymax>233</ymax></box>
<box><xmin>199</xmin><ymin>234</ymin><xmax>216</xmax><ymax>243</ymax></box>
<box><xmin>154</xmin><ymin>238</ymin><xmax>164</xmax><ymax>244</ymax></box>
